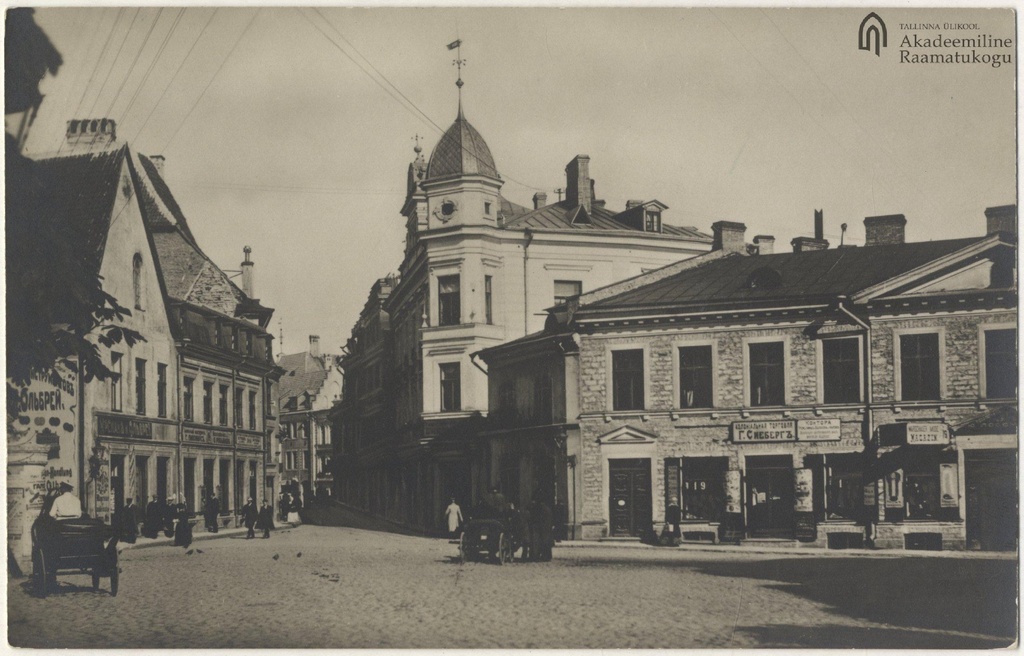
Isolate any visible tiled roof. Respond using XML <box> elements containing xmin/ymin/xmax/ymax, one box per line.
<box><xmin>136</xmin><ymin>154</ymin><xmax>197</xmax><ymax>243</ymax></box>
<box><xmin>426</xmin><ymin>114</ymin><xmax>499</xmax><ymax>181</ymax></box>
<box><xmin>584</xmin><ymin>237</ymin><xmax>985</xmax><ymax>310</ymax></box>
<box><xmin>277</xmin><ymin>351</ymin><xmax>329</xmax><ymax>403</ymax></box>
<box><xmin>32</xmin><ymin>147</ymin><xmax>128</xmax><ymax>278</ymax></box>
<box><xmin>501</xmin><ymin>200</ymin><xmax>712</xmax><ymax>240</ymax></box>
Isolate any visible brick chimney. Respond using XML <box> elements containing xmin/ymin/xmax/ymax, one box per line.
<box><xmin>565</xmin><ymin>155</ymin><xmax>591</xmax><ymax>212</ymax></box>
<box><xmin>532</xmin><ymin>192</ymin><xmax>547</xmax><ymax>210</ymax></box>
<box><xmin>65</xmin><ymin>118</ymin><xmax>117</xmax><ymax>151</ymax></box>
<box><xmin>791</xmin><ymin>209</ymin><xmax>830</xmax><ymax>252</ymax></box>
<box><xmin>985</xmin><ymin>205</ymin><xmax>1016</xmax><ymax>235</ymax></box>
<box><xmin>241</xmin><ymin>246</ymin><xmax>255</xmax><ymax>298</ymax></box>
<box><xmin>626</xmin><ymin>200</ymin><xmax>644</xmax><ymax>210</ymax></box>
<box><xmin>309</xmin><ymin>335</ymin><xmax>320</xmax><ymax>358</ymax></box>
<box><xmin>864</xmin><ymin>214</ymin><xmax>906</xmax><ymax>246</ymax></box>
<box><xmin>711</xmin><ymin>221</ymin><xmax>747</xmax><ymax>253</ymax></box>
<box><xmin>753</xmin><ymin>235</ymin><xmax>775</xmax><ymax>255</ymax></box>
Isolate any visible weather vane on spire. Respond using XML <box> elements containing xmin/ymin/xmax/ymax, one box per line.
<box><xmin>447</xmin><ymin>39</ymin><xmax>465</xmax><ymax>116</ymax></box>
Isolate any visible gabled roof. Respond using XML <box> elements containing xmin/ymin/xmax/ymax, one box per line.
<box><xmin>501</xmin><ymin>199</ymin><xmax>711</xmax><ymax>240</ymax></box>
<box><xmin>278</xmin><ymin>351</ymin><xmax>330</xmax><ymax>403</ymax></box>
<box><xmin>32</xmin><ymin>146</ymin><xmax>129</xmax><ymax>278</ymax></box>
<box><xmin>135</xmin><ymin>153</ymin><xmax>197</xmax><ymax>243</ymax></box>
<box><xmin>426</xmin><ymin>113</ymin><xmax>499</xmax><ymax>181</ymax></box>
<box><xmin>584</xmin><ymin>236</ymin><xmax>989</xmax><ymax>311</ymax></box>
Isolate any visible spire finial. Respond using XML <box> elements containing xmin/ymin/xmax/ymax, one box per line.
<box><xmin>447</xmin><ymin>38</ymin><xmax>465</xmax><ymax>119</ymax></box>
<box><xmin>412</xmin><ymin>133</ymin><xmax>422</xmax><ymax>154</ymax></box>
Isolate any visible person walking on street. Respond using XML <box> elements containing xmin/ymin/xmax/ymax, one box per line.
<box><xmin>286</xmin><ymin>494</ymin><xmax>301</xmax><ymax>526</ymax></box>
<box><xmin>173</xmin><ymin>496</ymin><xmax>193</xmax><ymax>548</ymax></box>
<box><xmin>528</xmin><ymin>493</ymin><xmax>554</xmax><ymax>562</ymax></box>
<box><xmin>162</xmin><ymin>496</ymin><xmax>176</xmax><ymax>538</ymax></box>
<box><xmin>120</xmin><ymin>497</ymin><xmax>138</xmax><ymax>544</ymax></box>
<box><xmin>241</xmin><ymin>497</ymin><xmax>258</xmax><ymax>539</ymax></box>
<box><xmin>256</xmin><ymin>499</ymin><xmax>274</xmax><ymax>539</ymax></box>
<box><xmin>278</xmin><ymin>492</ymin><xmax>288</xmax><ymax>522</ymax></box>
<box><xmin>142</xmin><ymin>495</ymin><xmax>162</xmax><ymax>538</ymax></box>
<box><xmin>444</xmin><ymin>497</ymin><xmax>463</xmax><ymax>537</ymax></box>
<box><xmin>204</xmin><ymin>493</ymin><xmax>220</xmax><ymax>533</ymax></box>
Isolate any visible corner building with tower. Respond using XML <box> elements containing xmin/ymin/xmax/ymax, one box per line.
<box><xmin>331</xmin><ymin>96</ymin><xmax>713</xmax><ymax>532</ymax></box>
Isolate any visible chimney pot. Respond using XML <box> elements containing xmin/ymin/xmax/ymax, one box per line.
<box><xmin>532</xmin><ymin>192</ymin><xmax>547</xmax><ymax>210</ymax></box>
<box><xmin>241</xmin><ymin>246</ymin><xmax>255</xmax><ymax>298</ymax></box>
<box><xmin>711</xmin><ymin>221</ymin><xmax>747</xmax><ymax>253</ymax></box>
<box><xmin>149</xmin><ymin>155</ymin><xmax>166</xmax><ymax>176</ymax></box>
<box><xmin>753</xmin><ymin>235</ymin><xmax>775</xmax><ymax>255</ymax></box>
<box><xmin>864</xmin><ymin>214</ymin><xmax>907</xmax><ymax>246</ymax></box>
<box><xmin>626</xmin><ymin>200</ymin><xmax>644</xmax><ymax>210</ymax></box>
<box><xmin>565</xmin><ymin>155</ymin><xmax>591</xmax><ymax>213</ymax></box>
<box><xmin>64</xmin><ymin>118</ymin><xmax>117</xmax><ymax>151</ymax></box>
<box><xmin>984</xmin><ymin>205</ymin><xmax>1016</xmax><ymax>235</ymax></box>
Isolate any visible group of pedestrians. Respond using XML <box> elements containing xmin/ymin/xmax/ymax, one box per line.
<box><xmin>278</xmin><ymin>491</ymin><xmax>302</xmax><ymax>525</ymax></box>
<box><xmin>240</xmin><ymin>498</ymin><xmax>276</xmax><ymax>539</ymax></box>
<box><xmin>120</xmin><ymin>494</ymin><xmax>193</xmax><ymax>548</ymax></box>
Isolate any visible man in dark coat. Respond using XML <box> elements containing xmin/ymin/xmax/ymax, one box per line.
<box><xmin>173</xmin><ymin>498</ymin><xmax>193</xmax><ymax>548</ymax></box>
<box><xmin>120</xmin><ymin>497</ymin><xmax>138</xmax><ymax>544</ymax></box>
<box><xmin>528</xmin><ymin>495</ymin><xmax>554</xmax><ymax>562</ymax></box>
<box><xmin>162</xmin><ymin>497</ymin><xmax>176</xmax><ymax>538</ymax></box>
<box><xmin>241</xmin><ymin>497</ymin><xmax>258</xmax><ymax>539</ymax></box>
<box><xmin>204</xmin><ymin>493</ymin><xmax>220</xmax><ymax>533</ymax></box>
<box><xmin>142</xmin><ymin>495</ymin><xmax>162</xmax><ymax>538</ymax></box>
<box><xmin>256</xmin><ymin>499</ymin><xmax>274</xmax><ymax>539</ymax></box>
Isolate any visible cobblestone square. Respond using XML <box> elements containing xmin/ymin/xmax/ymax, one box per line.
<box><xmin>8</xmin><ymin>526</ymin><xmax>1017</xmax><ymax>649</ymax></box>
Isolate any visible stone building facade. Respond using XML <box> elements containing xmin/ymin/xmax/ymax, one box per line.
<box><xmin>479</xmin><ymin>207</ymin><xmax>1017</xmax><ymax>550</ymax></box>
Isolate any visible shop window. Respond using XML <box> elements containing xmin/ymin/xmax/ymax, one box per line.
<box><xmin>681</xmin><ymin>457</ymin><xmax>726</xmax><ymax>521</ymax></box>
<box><xmin>110</xmin><ymin>353</ymin><xmax>123</xmax><ymax>412</ymax></box>
<box><xmin>156</xmin><ymin>363</ymin><xmax>167</xmax><ymax>418</ymax></box>
<box><xmin>749</xmin><ymin>342</ymin><xmax>785</xmax><ymax>406</ymax></box>
<box><xmin>612</xmin><ymin>349</ymin><xmax>645</xmax><ymax>411</ymax></box>
<box><xmin>823</xmin><ymin>337</ymin><xmax>861</xmax><ymax>404</ymax></box>
<box><xmin>440</xmin><ymin>362</ymin><xmax>461</xmax><ymax>412</ymax></box>
<box><xmin>183</xmin><ymin>377</ymin><xmax>194</xmax><ymax>421</ymax></box>
<box><xmin>984</xmin><ymin>328</ymin><xmax>1017</xmax><ymax>398</ymax></box>
<box><xmin>135</xmin><ymin>358</ymin><xmax>147</xmax><ymax>415</ymax></box>
<box><xmin>824</xmin><ymin>454</ymin><xmax>863</xmax><ymax>520</ymax></box>
<box><xmin>905</xmin><ymin>469</ymin><xmax>940</xmax><ymax>520</ymax></box>
<box><xmin>438</xmin><ymin>275</ymin><xmax>460</xmax><ymax>326</ymax></box>
<box><xmin>219</xmin><ymin>384</ymin><xmax>229</xmax><ymax>426</ymax></box>
<box><xmin>554</xmin><ymin>280</ymin><xmax>582</xmax><ymax>306</ymax></box>
<box><xmin>899</xmin><ymin>333</ymin><xmax>940</xmax><ymax>400</ymax></box>
<box><xmin>678</xmin><ymin>345</ymin><xmax>713</xmax><ymax>408</ymax></box>
<box><xmin>901</xmin><ymin>450</ymin><xmax>958</xmax><ymax>521</ymax></box>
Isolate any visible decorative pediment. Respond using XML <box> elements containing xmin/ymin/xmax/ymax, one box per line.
<box><xmin>597</xmin><ymin>425</ymin><xmax>658</xmax><ymax>445</ymax></box>
<box><xmin>902</xmin><ymin>258</ymin><xmax>994</xmax><ymax>295</ymax></box>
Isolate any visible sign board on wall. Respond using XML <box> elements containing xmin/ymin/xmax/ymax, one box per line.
<box><xmin>862</xmin><ymin>481</ymin><xmax>876</xmax><ymax>506</ymax></box>
<box><xmin>939</xmin><ymin>463</ymin><xmax>959</xmax><ymax>508</ymax></box>
<box><xmin>732</xmin><ymin>420</ymin><xmax>795</xmax><ymax>443</ymax></box>
<box><xmin>796</xmin><ymin>418</ymin><xmax>842</xmax><ymax>441</ymax></box>
<box><xmin>8</xmin><ymin>362</ymin><xmax>79</xmax><ymax>494</ymax></box>
<box><xmin>97</xmin><ymin>414</ymin><xmax>153</xmax><ymax>440</ymax></box>
<box><xmin>237</xmin><ymin>433</ymin><xmax>262</xmax><ymax>449</ymax></box>
<box><xmin>907</xmin><ymin>423</ymin><xmax>950</xmax><ymax>445</ymax></box>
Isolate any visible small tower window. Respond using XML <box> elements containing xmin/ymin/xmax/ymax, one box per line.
<box><xmin>645</xmin><ymin>211</ymin><xmax>662</xmax><ymax>233</ymax></box>
<box><xmin>484</xmin><ymin>201</ymin><xmax>492</xmax><ymax>215</ymax></box>
<box><xmin>132</xmin><ymin>253</ymin><xmax>143</xmax><ymax>310</ymax></box>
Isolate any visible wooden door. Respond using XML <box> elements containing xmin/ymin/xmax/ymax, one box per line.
<box><xmin>746</xmin><ymin>466</ymin><xmax>795</xmax><ymax>538</ymax></box>
<box><xmin>609</xmin><ymin>458</ymin><xmax>652</xmax><ymax>537</ymax></box>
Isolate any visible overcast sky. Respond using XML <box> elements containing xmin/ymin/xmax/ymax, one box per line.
<box><xmin>26</xmin><ymin>7</ymin><xmax>1016</xmax><ymax>356</ymax></box>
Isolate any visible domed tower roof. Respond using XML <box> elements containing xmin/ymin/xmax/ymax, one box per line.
<box><xmin>425</xmin><ymin>111</ymin><xmax>500</xmax><ymax>181</ymax></box>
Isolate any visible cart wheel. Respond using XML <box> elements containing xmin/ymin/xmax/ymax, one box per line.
<box><xmin>497</xmin><ymin>533</ymin><xmax>509</xmax><ymax>565</ymax></box>
<box><xmin>92</xmin><ymin>573</ymin><xmax>100</xmax><ymax>590</ymax></box>
<box><xmin>109</xmin><ymin>567</ymin><xmax>119</xmax><ymax>597</ymax></box>
<box><xmin>32</xmin><ymin>549</ymin><xmax>48</xmax><ymax>599</ymax></box>
<box><xmin>458</xmin><ymin>533</ymin><xmax>467</xmax><ymax>564</ymax></box>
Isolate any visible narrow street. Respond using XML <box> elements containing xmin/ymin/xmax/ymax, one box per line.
<box><xmin>8</xmin><ymin>525</ymin><xmax>1016</xmax><ymax>649</ymax></box>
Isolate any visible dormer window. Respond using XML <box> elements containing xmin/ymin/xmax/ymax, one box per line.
<box><xmin>645</xmin><ymin>210</ymin><xmax>662</xmax><ymax>233</ymax></box>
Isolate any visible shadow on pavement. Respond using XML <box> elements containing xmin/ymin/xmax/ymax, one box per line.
<box><xmin>301</xmin><ymin>502</ymin><xmax>422</xmax><ymax>536</ymax></box>
<box><xmin>733</xmin><ymin>623</ymin><xmax>1015</xmax><ymax>649</ymax></box>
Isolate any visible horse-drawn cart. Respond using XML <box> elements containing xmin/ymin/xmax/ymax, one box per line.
<box><xmin>31</xmin><ymin>517</ymin><xmax>119</xmax><ymax>598</ymax></box>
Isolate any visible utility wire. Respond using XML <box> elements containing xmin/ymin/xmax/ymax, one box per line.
<box><xmin>100</xmin><ymin>8</ymin><xmax>166</xmax><ymax>126</ymax></box>
<box><xmin>117</xmin><ymin>8</ymin><xmax>187</xmax><ymax>128</ymax></box>
<box><xmin>82</xmin><ymin>7</ymin><xmax>142</xmax><ymax>121</ymax></box>
<box><xmin>130</xmin><ymin>8</ymin><xmax>220</xmax><ymax>145</ymax></box>
<box><xmin>302</xmin><ymin>8</ymin><xmax>547</xmax><ymax>193</ymax></box>
<box><xmin>56</xmin><ymin>8</ymin><xmax>124</xmax><ymax>153</ymax></box>
<box><xmin>159</xmin><ymin>9</ymin><xmax>260</xmax><ymax>153</ymax></box>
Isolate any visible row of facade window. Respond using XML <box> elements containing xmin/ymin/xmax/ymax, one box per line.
<box><xmin>284</xmin><ymin>450</ymin><xmax>309</xmax><ymax>471</ymax></box>
<box><xmin>611</xmin><ymin>329</ymin><xmax>1017</xmax><ymax>411</ymax></box>
<box><xmin>109</xmin><ymin>354</ymin><xmax>168</xmax><ymax>418</ymax></box>
<box><xmin>182</xmin><ymin>377</ymin><xmax>259</xmax><ymax>429</ymax></box>
<box><xmin>435</xmin><ymin>275</ymin><xmax>582</xmax><ymax>327</ymax></box>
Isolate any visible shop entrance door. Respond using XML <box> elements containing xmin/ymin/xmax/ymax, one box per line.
<box><xmin>110</xmin><ymin>455</ymin><xmax>125</xmax><ymax>512</ymax></box>
<box><xmin>609</xmin><ymin>458</ymin><xmax>651</xmax><ymax>537</ymax></box>
<box><xmin>746</xmin><ymin>456</ymin><xmax>794</xmax><ymax>538</ymax></box>
<box><xmin>965</xmin><ymin>450</ymin><xmax>1016</xmax><ymax>551</ymax></box>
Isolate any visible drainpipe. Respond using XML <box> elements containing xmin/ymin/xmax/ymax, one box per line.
<box><xmin>523</xmin><ymin>229</ymin><xmax>534</xmax><ymax>335</ymax></box>
<box><xmin>836</xmin><ymin>296</ymin><xmax>875</xmax><ymax>540</ymax></box>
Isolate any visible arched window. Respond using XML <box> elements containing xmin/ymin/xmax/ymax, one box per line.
<box><xmin>132</xmin><ymin>253</ymin><xmax>143</xmax><ymax>310</ymax></box>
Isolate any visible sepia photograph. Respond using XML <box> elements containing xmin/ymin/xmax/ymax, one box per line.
<box><xmin>5</xmin><ymin>5</ymin><xmax>1018</xmax><ymax>649</ymax></box>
